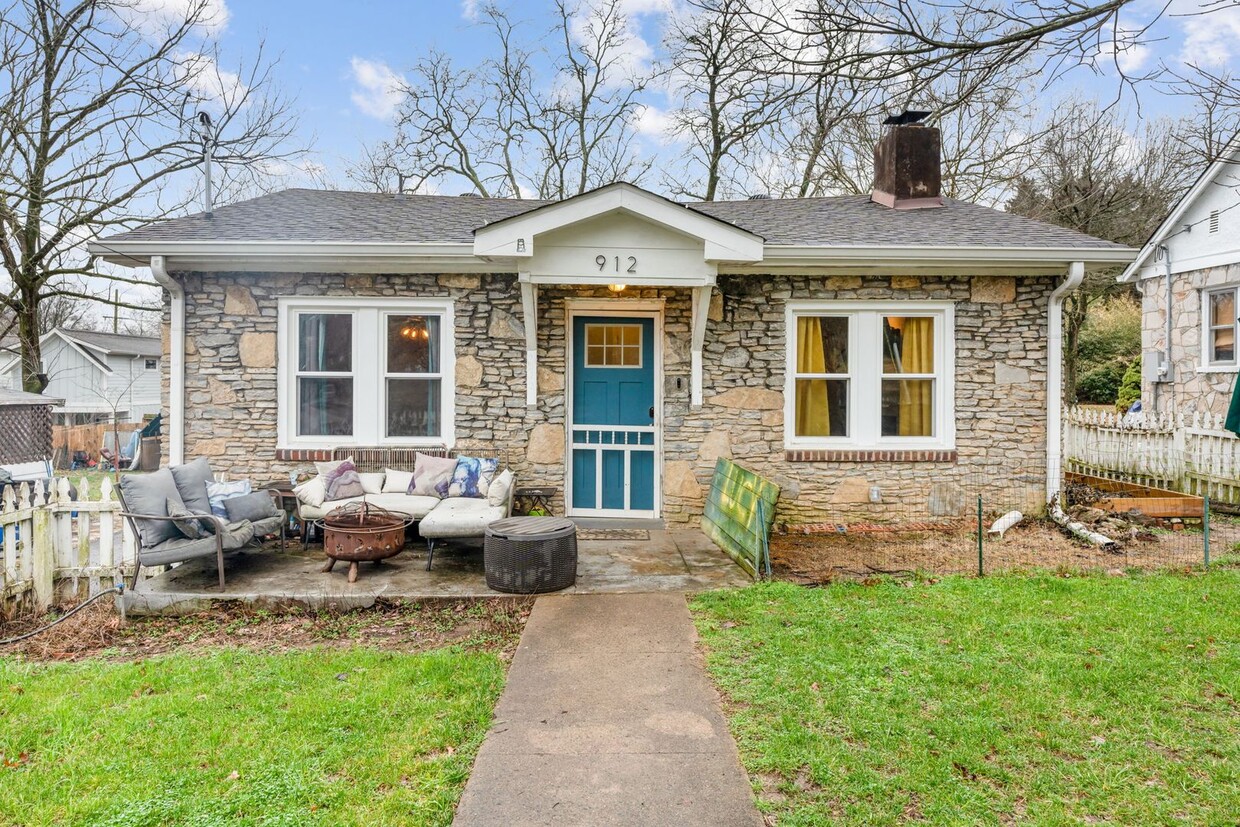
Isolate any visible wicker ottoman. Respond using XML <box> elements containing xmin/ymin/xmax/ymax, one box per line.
<box><xmin>484</xmin><ymin>516</ymin><xmax>577</xmax><ymax>594</ymax></box>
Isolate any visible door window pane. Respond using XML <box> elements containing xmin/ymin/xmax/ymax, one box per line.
<box><xmin>882</xmin><ymin>316</ymin><xmax>934</xmax><ymax>374</ymax></box>
<box><xmin>387</xmin><ymin>379</ymin><xmax>441</xmax><ymax>437</ymax></box>
<box><xmin>585</xmin><ymin>324</ymin><xmax>642</xmax><ymax>367</ymax></box>
<box><xmin>298</xmin><ymin>377</ymin><xmax>353</xmax><ymax>436</ymax></box>
<box><xmin>388</xmin><ymin>315</ymin><xmax>441</xmax><ymax>373</ymax></box>
<box><xmin>794</xmin><ymin>379</ymin><xmax>848</xmax><ymax>437</ymax></box>
<box><xmin>881</xmin><ymin>379</ymin><xmax>934</xmax><ymax>437</ymax></box>
<box><xmin>298</xmin><ymin>314</ymin><xmax>352</xmax><ymax>372</ymax></box>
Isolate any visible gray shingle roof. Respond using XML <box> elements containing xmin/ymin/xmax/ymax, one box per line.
<box><xmin>98</xmin><ymin>187</ymin><xmax>1127</xmax><ymax>251</ymax></box>
<box><xmin>62</xmin><ymin>328</ymin><xmax>161</xmax><ymax>357</ymax></box>
<box><xmin>0</xmin><ymin>388</ymin><xmax>62</xmax><ymax>407</ymax></box>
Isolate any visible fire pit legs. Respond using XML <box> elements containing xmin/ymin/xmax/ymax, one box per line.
<box><xmin>321</xmin><ymin>558</ymin><xmax>337</xmax><ymax>573</ymax></box>
<box><xmin>348</xmin><ymin>561</ymin><xmax>359</xmax><ymax>583</ymax></box>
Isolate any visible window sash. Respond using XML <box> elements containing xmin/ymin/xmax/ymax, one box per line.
<box><xmin>786</xmin><ymin>303</ymin><xmax>954</xmax><ymax>449</ymax></box>
<box><xmin>279</xmin><ymin>299</ymin><xmax>455</xmax><ymax>447</ymax></box>
<box><xmin>1203</xmin><ymin>287</ymin><xmax>1240</xmax><ymax>368</ymax></box>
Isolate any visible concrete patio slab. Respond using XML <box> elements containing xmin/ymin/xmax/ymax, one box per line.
<box><xmin>452</xmin><ymin>593</ymin><xmax>763</xmax><ymax>827</ymax></box>
<box><xmin>124</xmin><ymin>530</ymin><xmax>751</xmax><ymax>615</ymax></box>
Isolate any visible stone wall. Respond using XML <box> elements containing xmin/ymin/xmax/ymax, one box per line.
<box><xmin>164</xmin><ymin>270</ymin><xmax>1053</xmax><ymax>525</ymax></box>
<box><xmin>1139</xmin><ymin>263</ymin><xmax>1240</xmax><ymax>417</ymax></box>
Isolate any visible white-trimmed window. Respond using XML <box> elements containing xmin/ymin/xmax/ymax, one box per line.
<box><xmin>785</xmin><ymin>301</ymin><xmax>955</xmax><ymax>449</ymax></box>
<box><xmin>1202</xmin><ymin>286</ymin><xmax>1238</xmax><ymax>370</ymax></box>
<box><xmin>278</xmin><ymin>297</ymin><xmax>455</xmax><ymax>447</ymax></box>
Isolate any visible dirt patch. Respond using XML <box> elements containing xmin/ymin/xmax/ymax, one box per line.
<box><xmin>771</xmin><ymin>518</ymin><xmax>1238</xmax><ymax>584</ymax></box>
<box><xmin>0</xmin><ymin>598</ymin><xmax>533</xmax><ymax>663</ymax></box>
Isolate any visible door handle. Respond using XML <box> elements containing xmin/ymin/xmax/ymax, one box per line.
<box><xmin>648</xmin><ymin>406</ymin><xmax>655</xmax><ymax>419</ymax></box>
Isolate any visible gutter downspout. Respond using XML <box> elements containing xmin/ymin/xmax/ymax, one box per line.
<box><xmin>149</xmin><ymin>255</ymin><xmax>185</xmax><ymax>466</ymax></box>
<box><xmin>1047</xmin><ymin>261</ymin><xmax>1085</xmax><ymax>503</ymax></box>
<box><xmin>1159</xmin><ymin>243</ymin><xmax>1173</xmax><ymax>415</ymax></box>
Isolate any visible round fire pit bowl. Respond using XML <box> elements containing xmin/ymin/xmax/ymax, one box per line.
<box><xmin>315</xmin><ymin>502</ymin><xmax>412</xmax><ymax>583</ymax></box>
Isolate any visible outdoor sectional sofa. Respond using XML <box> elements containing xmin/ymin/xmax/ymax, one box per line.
<box><xmin>293</xmin><ymin>448</ymin><xmax>514</xmax><ymax>570</ymax></box>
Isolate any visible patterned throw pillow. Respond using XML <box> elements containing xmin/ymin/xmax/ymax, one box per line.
<box><xmin>324</xmin><ymin>461</ymin><xmax>365</xmax><ymax>501</ymax></box>
<box><xmin>447</xmin><ymin>456</ymin><xmax>499</xmax><ymax>499</ymax></box>
<box><xmin>411</xmin><ymin>453</ymin><xmax>458</xmax><ymax>498</ymax></box>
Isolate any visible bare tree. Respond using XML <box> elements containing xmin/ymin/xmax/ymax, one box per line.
<box><xmin>0</xmin><ymin>0</ymin><xmax>302</xmax><ymax>393</ymax></box>
<box><xmin>349</xmin><ymin>0</ymin><xmax>653</xmax><ymax>199</ymax></box>
<box><xmin>1007</xmin><ymin>99</ymin><xmax>1196</xmax><ymax>401</ymax></box>
<box><xmin>660</xmin><ymin>0</ymin><xmax>794</xmax><ymax>200</ymax></box>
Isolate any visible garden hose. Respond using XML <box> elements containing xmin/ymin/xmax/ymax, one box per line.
<box><xmin>0</xmin><ymin>583</ymin><xmax>125</xmax><ymax>646</ymax></box>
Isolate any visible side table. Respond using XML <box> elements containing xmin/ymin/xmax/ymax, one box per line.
<box><xmin>484</xmin><ymin>516</ymin><xmax>577</xmax><ymax>593</ymax></box>
<box><xmin>514</xmin><ymin>485</ymin><xmax>557</xmax><ymax>516</ymax></box>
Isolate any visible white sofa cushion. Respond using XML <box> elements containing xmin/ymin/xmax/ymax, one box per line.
<box><xmin>364</xmin><ymin>493</ymin><xmax>440</xmax><ymax>520</ymax></box>
<box><xmin>419</xmin><ymin>497</ymin><xmax>508</xmax><ymax>539</ymax></box>
<box><xmin>297</xmin><ymin>495</ymin><xmax>365</xmax><ymax>521</ymax></box>
<box><xmin>358</xmin><ymin>472</ymin><xmax>385</xmax><ymax>495</ymax></box>
<box><xmin>382</xmin><ymin>468</ymin><xmax>414</xmax><ymax>494</ymax></box>
<box><xmin>294</xmin><ymin>475</ymin><xmax>327</xmax><ymax>508</ymax></box>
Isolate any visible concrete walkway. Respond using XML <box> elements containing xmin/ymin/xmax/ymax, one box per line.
<box><xmin>453</xmin><ymin>593</ymin><xmax>762</xmax><ymax>827</ymax></box>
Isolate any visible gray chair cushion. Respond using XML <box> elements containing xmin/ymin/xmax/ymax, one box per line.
<box><xmin>119</xmin><ymin>469</ymin><xmax>184</xmax><ymax>548</ymax></box>
<box><xmin>224</xmin><ymin>491</ymin><xmax>281</xmax><ymax>523</ymax></box>
<box><xmin>167</xmin><ymin>498</ymin><xmax>204</xmax><ymax>540</ymax></box>
<box><xmin>140</xmin><ymin>521</ymin><xmax>255</xmax><ymax>567</ymax></box>
<box><xmin>169</xmin><ymin>458</ymin><xmax>216</xmax><ymax>533</ymax></box>
<box><xmin>248</xmin><ymin>514</ymin><xmax>285</xmax><ymax>539</ymax></box>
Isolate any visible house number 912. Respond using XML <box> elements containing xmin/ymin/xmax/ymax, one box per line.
<box><xmin>596</xmin><ymin>254</ymin><xmax>637</xmax><ymax>274</ymax></box>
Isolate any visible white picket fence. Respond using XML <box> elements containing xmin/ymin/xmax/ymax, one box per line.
<box><xmin>1</xmin><ymin>477</ymin><xmax>137</xmax><ymax>612</ymax></box>
<box><xmin>1064</xmin><ymin>407</ymin><xmax>1240</xmax><ymax>504</ymax></box>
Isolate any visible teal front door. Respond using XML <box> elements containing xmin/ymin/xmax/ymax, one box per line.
<box><xmin>570</xmin><ymin>315</ymin><xmax>657</xmax><ymax>516</ymax></box>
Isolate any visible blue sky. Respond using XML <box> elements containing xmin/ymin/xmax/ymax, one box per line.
<box><xmin>205</xmin><ymin>0</ymin><xmax>1240</xmax><ymax>193</ymax></box>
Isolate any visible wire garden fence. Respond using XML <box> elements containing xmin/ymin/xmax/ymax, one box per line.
<box><xmin>766</xmin><ymin>457</ymin><xmax>1233</xmax><ymax>584</ymax></box>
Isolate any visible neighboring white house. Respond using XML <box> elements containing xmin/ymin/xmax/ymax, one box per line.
<box><xmin>1120</xmin><ymin>138</ymin><xmax>1240</xmax><ymax>417</ymax></box>
<box><xmin>0</xmin><ymin>328</ymin><xmax>161</xmax><ymax>424</ymax></box>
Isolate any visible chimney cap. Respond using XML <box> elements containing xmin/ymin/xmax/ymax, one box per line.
<box><xmin>882</xmin><ymin>110</ymin><xmax>932</xmax><ymax>126</ymax></box>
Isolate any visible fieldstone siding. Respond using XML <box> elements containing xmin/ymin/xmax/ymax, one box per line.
<box><xmin>1139</xmin><ymin>263</ymin><xmax>1240</xmax><ymax>417</ymax></box>
<box><xmin>163</xmin><ymin>271</ymin><xmax>1053</xmax><ymax>525</ymax></box>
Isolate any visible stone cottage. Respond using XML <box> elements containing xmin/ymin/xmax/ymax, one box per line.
<box><xmin>90</xmin><ymin>119</ymin><xmax>1135</xmax><ymax>525</ymax></box>
<box><xmin>1120</xmin><ymin>135</ymin><xmax>1240</xmax><ymax>418</ymax></box>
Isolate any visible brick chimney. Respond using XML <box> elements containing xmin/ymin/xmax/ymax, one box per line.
<box><xmin>871</xmin><ymin>110</ymin><xmax>943</xmax><ymax>210</ymax></box>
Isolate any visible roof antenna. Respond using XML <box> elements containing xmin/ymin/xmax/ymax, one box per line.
<box><xmin>193</xmin><ymin>111</ymin><xmax>216</xmax><ymax>217</ymax></box>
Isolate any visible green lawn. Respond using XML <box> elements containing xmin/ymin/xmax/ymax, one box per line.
<box><xmin>692</xmin><ymin>574</ymin><xmax>1240</xmax><ymax>826</ymax></box>
<box><xmin>0</xmin><ymin>647</ymin><xmax>505</xmax><ymax>825</ymax></box>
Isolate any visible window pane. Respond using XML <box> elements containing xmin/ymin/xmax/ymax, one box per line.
<box><xmin>585</xmin><ymin>325</ymin><xmax>642</xmax><ymax>367</ymax></box>
<box><xmin>794</xmin><ymin>379</ymin><xmax>848</xmax><ymax>437</ymax></box>
<box><xmin>1213</xmin><ymin>327</ymin><xmax>1236</xmax><ymax>363</ymax></box>
<box><xmin>882</xmin><ymin>317</ymin><xmax>934</xmax><ymax>374</ymax></box>
<box><xmin>298</xmin><ymin>377</ymin><xmax>353</xmax><ymax>436</ymax></box>
<box><xmin>881</xmin><ymin>379</ymin><xmax>934</xmax><ymax>437</ymax></box>
<box><xmin>388</xmin><ymin>315</ymin><xmax>440</xmax><ymax>374</ymax></box>
<box><xmin>1210</xmin><ymin>291</ymin><xmax>1236</xmax><ymax>327</ymax></box>
<box><xmin>387</xmin><ymin>378</ymin><xmax>441</xmax><ymax>437</ymax></box>
<box><xmin>298</xmin><ymin>314</ymin><xmax>352</xmax><ymax>372</ymax></box>
<box><xmin>795</xmin><ymin>317</ymin><xmax>847</xmax><ymax>374</ymax></box>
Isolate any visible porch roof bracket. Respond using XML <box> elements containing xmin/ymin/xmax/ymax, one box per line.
<box><xmin>519</xmin><ymin>276</ymin><xmax>538</xmax><ymax>407</ymax></box>
<box><xmin>690</xmin><ymin>285</ymin><xmax>712</xmax><ymax>408</ymax></box>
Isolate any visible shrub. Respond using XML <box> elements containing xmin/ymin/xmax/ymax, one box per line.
<box><xmin>1075</xmin><ymin>362</ymin><xmax>1126</xmax><ymax>404</ymax></box>
<box><xmin>1115</xmin><ymin>359</ymin><xmax>1142</xmax><ymax>411</ymax></box>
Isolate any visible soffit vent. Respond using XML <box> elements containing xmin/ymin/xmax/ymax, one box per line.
<box><xmin>1210</xmin><ymin>210</ymin><xmax>1220</xmax><ymax>233</ymax></box>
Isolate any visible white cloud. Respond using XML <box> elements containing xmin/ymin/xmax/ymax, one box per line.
<box><xmin>174</xmin><ymin>50</ymin><xmax>247</xmax><ymax>110</ymax></box>
<box><xmin>1179</xmin><ymin>4</ymin><xmax>1240</xmax><ymax>66</ymax></box>
<box><xmin>635</xmin><ymin>104</ymin><xmax>674</xmax><ymax>142</ymax></box>
<box><xmin>114</xmin><ymin>0</ymin><xmax>230</xmax><ymax>36</ymax></box>
<box><xmin>461</xmin><ymin>0</ymin><xmax>482</xmax><ymax>21</ymax></box>
<box><xmin>349</xmin><ymin>57</ymin><xmax>405</xmax><ymax>121</ymax></box>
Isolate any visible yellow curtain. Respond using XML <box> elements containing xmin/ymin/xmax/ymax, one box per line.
<box><xmin>795</xmin><ymin>317</ymin><xmax>830</xmax><ymax>436</ymax></box>
<box><xmin>897</xmin><ymin>317</ymin><xmax>934</xmax><ymax>436</ymax></box>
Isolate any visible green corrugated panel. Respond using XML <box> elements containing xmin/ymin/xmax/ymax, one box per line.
<box><xmin>701</xmin><ymin>458</ymin><xmax>779</xmax><ymax>577</ymax></box>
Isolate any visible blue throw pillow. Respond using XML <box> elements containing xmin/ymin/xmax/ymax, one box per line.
<box><xmin>447</xmin><ymin>456</ymin><xmax>499</xmax><ymax>499</ymax></box>
<box><xmin>206</xmin><ymin>480</ymin><xmax>251</xmax><ymax>518</ymax></box>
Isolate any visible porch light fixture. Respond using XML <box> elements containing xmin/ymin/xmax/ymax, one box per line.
<box><xmin>516</xmin><ymin>238</ymin><xmax>526</xmax><ymax>252</ymax></box>
<box><xmin>608</xmin><ymin>283</ymin><xmax>626</xmax><ymax>293</ymax></box>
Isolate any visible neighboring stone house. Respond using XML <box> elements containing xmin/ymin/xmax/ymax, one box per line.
<box><xmin>90</xmin><ymin>119</ymin><xmax>1134</xmax><ymax>525</ymax></box>
<box><xmin>1120</xmin><ymin>138</ymin><xmax>1240</xmax><ymax>418</ymax></box>
<box><xmin>0</xmin><ymin>328</ymin><xmax>161</xmax><ymax>425</ymax></box>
